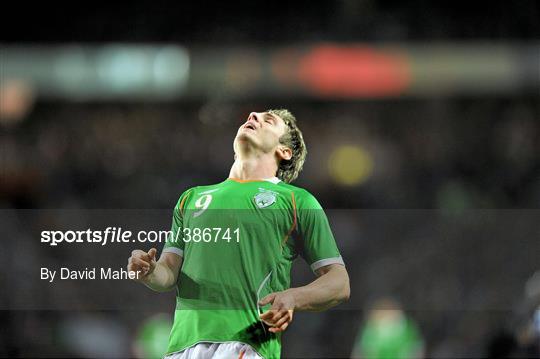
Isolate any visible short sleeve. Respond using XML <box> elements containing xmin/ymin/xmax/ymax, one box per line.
<box><xmin>295</xmin><ymin>190</ymin><xmax>344</xmax><ymax>272</ymax></box>
<box><xmin>162</xmin><ymin>189</ymin><xmax>193</xmax><ymax>257</ymax></box>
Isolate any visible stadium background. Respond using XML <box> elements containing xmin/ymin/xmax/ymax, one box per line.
<box><xmin>1</xmin><ymin>1</ymin><xmax>539</xmax><ymax>358</ymax></box>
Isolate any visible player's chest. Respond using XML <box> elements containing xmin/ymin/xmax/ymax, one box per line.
<box><xmin>182</xmin><ymin>187</ymin><xmax>295</xmax><ymax>227</ymax></box>
<box><xmin>185</xmin><ymin>187</ymin><xmax>293</xmax><ymax>211</ymax></box>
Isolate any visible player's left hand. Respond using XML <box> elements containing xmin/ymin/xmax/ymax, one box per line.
<box><xmin>259</xmin><ymin>289</ymin><xmax>296</xmax><ymax>333</ymax></box>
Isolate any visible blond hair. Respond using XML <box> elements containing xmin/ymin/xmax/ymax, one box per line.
<box><xmin>268</xmin><ymin>109</ymin><xmax>307</xmax><ymax>183</ymax></box>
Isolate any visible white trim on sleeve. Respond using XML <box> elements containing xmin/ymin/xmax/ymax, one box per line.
<box><xmin>310</xmin><ymin>256</ymin><xmax>345</xmax><ymax>272</ymax></box>
<box><xmin>162</xmin><ymin>247</ymin><xmax>184</xmax><ymax>257</ymax></box>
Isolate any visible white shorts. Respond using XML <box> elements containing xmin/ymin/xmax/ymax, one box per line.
<box><xmin>164</xmin><ymin>341</ymin><xmax>263</xmax><ymax>359</ymax></box>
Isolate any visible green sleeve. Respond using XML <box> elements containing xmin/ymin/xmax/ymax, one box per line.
<box><xmin>162</xmin><ymin>188</ymin><xmax>194</xmax><ymax>257</ymax></box>
<box><xmin>295</xmin><ymin>190</ymin><xmax>344</xmax><ymax>272</ymax></box>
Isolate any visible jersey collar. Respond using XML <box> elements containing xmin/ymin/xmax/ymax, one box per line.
<box><xmin>228</xmin><ymin>177</ymin><xmax>281</xmax><ymax>184</ymax></box>
<box><xmin>264</xmin><ymin>177</ymin><xmax>281</xmax><ymax>184</ymax></box>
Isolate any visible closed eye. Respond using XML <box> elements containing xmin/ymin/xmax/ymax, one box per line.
<box><xmin>264</xmin><ymin>114</ymin><xmax>276</xmax><ymax>124</ymax></box>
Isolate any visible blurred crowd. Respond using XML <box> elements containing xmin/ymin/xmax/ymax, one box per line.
<box><xmin>2</xmin><ymin>99</ymin><xmax>539</xmax><ymax>209</ymax></box>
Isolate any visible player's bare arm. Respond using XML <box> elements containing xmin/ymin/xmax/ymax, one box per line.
<box><xmin>127</xmin><ymin>248</ymin><xmax>182</xmax><ymax>292</ymax></box>
<box><xmin>259</xmin><ymin>263</ymin><xmax>350</xmax><ymax>333</ymax></box>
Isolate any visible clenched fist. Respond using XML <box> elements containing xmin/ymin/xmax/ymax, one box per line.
<box><xmin>127</xmin><ymin>248</ymin><xmax>157</xmax><ymax>281</ymax></box>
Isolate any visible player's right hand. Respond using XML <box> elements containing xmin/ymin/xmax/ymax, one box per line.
<box><xmin>127</xmin><ymin>248</ymin><xmax>157</xmax><ymax>281</ymax></box>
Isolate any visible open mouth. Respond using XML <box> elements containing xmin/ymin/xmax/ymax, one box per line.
<box><xmin>244</xmin><ymin>123</ymin><xmax>256</xmax><ymax>131</ymax></box>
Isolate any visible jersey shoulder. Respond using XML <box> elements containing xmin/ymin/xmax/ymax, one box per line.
<box><xmin>276</xmin><ymin>182</ymin><xmax>323</xmax><ymax>209</ymax></box>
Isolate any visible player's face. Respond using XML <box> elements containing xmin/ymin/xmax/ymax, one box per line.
<box><xmin>235</xmin><ymin>111</ymin><xmax>288</xmax><ymax>153</ymax></box>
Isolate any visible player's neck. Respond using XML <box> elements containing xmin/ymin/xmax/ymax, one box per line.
<box><xmin>229</xmin><ymin>154</ymin><xmax>277</xmax><ymax>181</ymax></box>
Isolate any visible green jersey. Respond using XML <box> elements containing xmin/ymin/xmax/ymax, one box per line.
<box><xmin>162</xmin><ymin>177</ymin><xmax>344</xmax><ymax>358</ymax></box>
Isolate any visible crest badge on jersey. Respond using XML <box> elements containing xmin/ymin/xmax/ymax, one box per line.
<box><xmin>254</xmin><ymin>188</ymin><xmax>277</xmax><ymax>208</ymax></box>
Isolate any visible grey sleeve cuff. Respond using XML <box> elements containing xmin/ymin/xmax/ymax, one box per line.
<box><xmin>162</xmin><ymin>247</ymin><xmax>184</xmax><ymax>257</ymax></box>
<box><xmin>310</xmin><ymin>256</ymin><xmax>345</xmax><ymax>272</ymax></box>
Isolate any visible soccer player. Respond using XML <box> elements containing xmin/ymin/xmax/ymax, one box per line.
<box><xmin>127</xmin><ymin>109</ymin><xmax>350</xmax><ymax>358</ymax></box>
